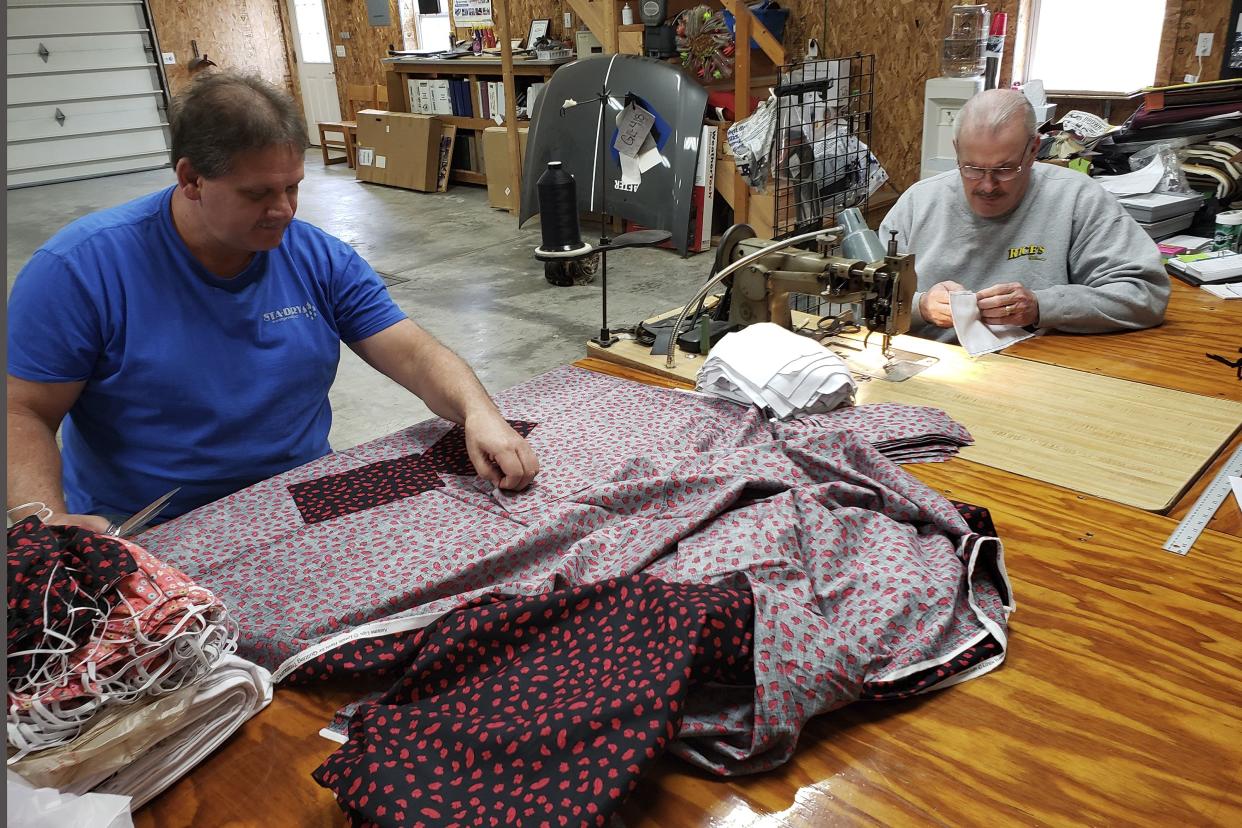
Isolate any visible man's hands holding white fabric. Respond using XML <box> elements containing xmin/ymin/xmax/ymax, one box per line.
<box><xmin>976</xmin><ymin>282</ymin><xmax>1039</xmax><ymax>327</ymax></box>
<box><xmin>919</xmin><ymin>281</ymin><xmax>966</xmax><ymax>328</ymax></box>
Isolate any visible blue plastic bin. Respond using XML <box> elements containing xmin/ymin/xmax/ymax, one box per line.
<box><xmin>723</xmin><ymin>1</ymin><xmax>790</xmax><ymax>51</ymax></box>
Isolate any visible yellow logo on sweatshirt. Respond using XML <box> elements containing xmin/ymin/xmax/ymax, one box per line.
<box><xmin>1007</xmin><ymin>245</ymin><xmax>1046</xmax><ymax>261</ymax></box>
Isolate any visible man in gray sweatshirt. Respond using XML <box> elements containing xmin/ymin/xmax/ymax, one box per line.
<box><xmin>880</xmin><ymin>88</ymin><xmax>1170</xmax><ymax>343</ymax></box>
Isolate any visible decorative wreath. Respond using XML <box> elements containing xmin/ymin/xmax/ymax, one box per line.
<box><xmin>675</xmin><ymin>6</ymin><xmax>736</xmax><ymax>81</ymax></box>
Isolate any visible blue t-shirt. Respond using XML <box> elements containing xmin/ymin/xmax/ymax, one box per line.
<box><xmin>7</xmin><ymin>186</ymin><xmax>407</xmax><ymax>519</ymax></box>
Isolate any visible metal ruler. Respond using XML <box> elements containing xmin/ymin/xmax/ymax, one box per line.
<box><xmin>1163</xmin><ymin>445</ymin><xmax>1242</xmax><ymax>555</ymax></box>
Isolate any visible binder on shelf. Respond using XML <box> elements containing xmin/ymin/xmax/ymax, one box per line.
<box><xmin>416</xmin><ymin>80</ymin><xmax>433</xmax><ymax>115</ymax></box>
<box><xmin>431</xmin><ymin>80</ymin><xmax>452</xmax><ymax>116</ymax></box>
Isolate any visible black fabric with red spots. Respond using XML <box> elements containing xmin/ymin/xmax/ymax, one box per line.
<box><xmin>7</xmin><ymin>517</ymin><xmax>138</xmax><ymax>680</ymax></box>
<box><xmin>313</xmin><ymin>574</ymin><xmax>755</xmax><ymax>828</ymax></box>
<box><xmin>950</xmin><ymin>500</ymin><xmax>998</xmax><ymax>537</ymax></box>
<box><xmin>288</xmin><ymin>421</ymin><xmax>537</xmax><ymax>525</ymax></box>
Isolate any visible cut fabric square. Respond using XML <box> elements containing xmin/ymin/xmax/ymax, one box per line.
<box><xmin>288</xmin><ymin>421</ymin><xmax>537</xmax><ymax>524</ymax></box>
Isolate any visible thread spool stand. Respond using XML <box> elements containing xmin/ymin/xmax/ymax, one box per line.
<box><xmin>533</xmin><ymin>86</ymin><xmax>671</xmax><ymax>349</ymax></box>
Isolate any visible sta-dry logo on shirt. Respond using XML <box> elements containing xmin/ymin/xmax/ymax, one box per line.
<box><xmin>1007</xmin><ymin>244</ymin><xmax>1046</xmax><ymax>262</ymax></box>
<box><xmin>263</xmin><ymin>302</ymin><xmax>319</xmax><ymax>324</ymax></box>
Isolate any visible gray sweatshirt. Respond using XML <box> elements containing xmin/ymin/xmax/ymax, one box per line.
<box><xmin>879</xmin><ymin>164</ymin><xmax>1170</xmax><ymax>342</ymax></box>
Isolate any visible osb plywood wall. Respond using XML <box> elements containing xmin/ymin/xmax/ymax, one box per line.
<box><xmin>323</xmin><ymin>0</ymin><xmax>403</xmax><ymax>111</ymax></box>
<box><xmin>1164</xmin><ymin>0</ymin><xmax>1231</xmax><ymax>83</ymax></box>
<box><xmin>794</xmin><ymin>0</ymin><xmax>1230</xmax><ymax>189</ymax></box>
<box><xmin>149</xmin><ymin>0</ymin><xmax>295</xmax><ymax>96</ymax></box>
<box><xmin>805</xmin><ymin>1</ymin><xmax>1022</xmax><ymax>191</ymax></box>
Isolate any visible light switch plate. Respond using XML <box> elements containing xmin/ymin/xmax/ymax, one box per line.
<box><xmin>563</xmin><ymin>12</ymin><xmax>573</xmax><ymax>29</ymax></box>
<box><xmin>161</xmin><ymin>51</ymin><xmax>176</xmax><ymax>64</ymax></box>
<box><xmin>335</xmin><ymin>44</ymin><xmax>346</xmax><ymax>58</ymax></box>
<box><xmin>1196</xmin><ymin>32</ymin><xmax>1213</xmax><ymax>57</ymax></box>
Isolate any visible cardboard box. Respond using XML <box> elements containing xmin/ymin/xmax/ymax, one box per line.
<box><xmin>354</xmin><ymin>110</ymin><xmax>443</xmax><ymax>192</ymax></box>
<box><xmin>482</xmin><ymin>126</ymin><xmax>529</xmax><ymax>209</ymax></box>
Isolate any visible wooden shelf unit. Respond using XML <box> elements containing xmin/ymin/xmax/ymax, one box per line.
<box><xmin>383</xmin><ymin>56</ymin><xmax>569</xmax><ymax>209</ymax></box>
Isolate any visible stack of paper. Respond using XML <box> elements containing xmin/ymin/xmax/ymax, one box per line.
<box><xmin>696</xmin><ymin>323</ymin><xmax>856</xmax><ymax>419</ymax></box>
<box><xmin>1168</xmin><ymin>249</ymin><xmax>1242</xmax><ymax>285</ymax></box>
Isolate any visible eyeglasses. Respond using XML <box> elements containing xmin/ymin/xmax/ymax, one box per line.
<box><xmin>958</xmin><ymin>163</ymin><xmax>1025</xmax><ymax>182</ymax></box>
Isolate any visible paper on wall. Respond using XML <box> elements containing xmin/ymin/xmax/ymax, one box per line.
<box><xmin>451</xmin><ymin>0</ymin><xmax>492</xmax><ymax>25</ymax></box>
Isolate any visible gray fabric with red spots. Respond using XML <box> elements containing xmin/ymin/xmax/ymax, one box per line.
<box><xmin>140</xmin><ymin>366</ymin><xmax>1012</xmax><ymax>775</ymax></box>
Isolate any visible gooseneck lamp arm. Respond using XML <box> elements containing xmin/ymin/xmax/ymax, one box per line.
<box><xmin>664</xmin><ymin>226</ymin><xmax>843</xmax><ymax>368</ymax></box>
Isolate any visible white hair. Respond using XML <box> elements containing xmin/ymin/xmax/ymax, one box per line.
<box><xmin>954</xmin><ymin>88</ymin><xmax>1037</xmax><ymax>143</ymax></box>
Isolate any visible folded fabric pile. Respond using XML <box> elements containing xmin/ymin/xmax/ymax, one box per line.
<box><xmin>696</xmin><ymin>322</ymin><xmax>856</xmax><ymax>418</ymax></box>
<box><xmin>774</xmin><ymin>401</ymin><xmax>974</xmax><ymax>463</ymax></box>
<box><xmin>6</xmin><ymin>518</ymin><xmax>272</xmax><ymax>809</ymax></box>
<box><xmin>1181</xmin><ymin>137</ymin><xmax>1242</xmax><ymax>202</ymax></box>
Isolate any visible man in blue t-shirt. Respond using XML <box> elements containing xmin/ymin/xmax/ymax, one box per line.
<box><xmin>7</xmin><ymin>72</ymin><xmax>539</xmax><ymax>531</ymax></box>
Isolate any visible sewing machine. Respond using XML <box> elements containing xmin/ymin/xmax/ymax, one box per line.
<box><xmin>712</xmin><ymin>223</ymin><xmax>917</xmax><ymax>356</ymax></box>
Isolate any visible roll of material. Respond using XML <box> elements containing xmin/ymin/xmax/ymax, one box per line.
<box><xmin>536</xmin><ymin>162</ymin><xmax>586</xmax><ymax>253</ymax></box>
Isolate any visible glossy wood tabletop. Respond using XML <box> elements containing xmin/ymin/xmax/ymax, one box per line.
<box><xmin>135</xmin><ymin>442</ymin><xmax>1242</xmax><ymax>827</ymax></box>
<box><xmin>1006</xmin><ymin>280</ymin><xmax>1242</xmax><ymax>403</ymax></box>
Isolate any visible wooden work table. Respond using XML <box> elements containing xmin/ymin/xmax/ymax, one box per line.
<box><xmin>136</xmin><ymin>286</ymin><xmax>1241</xmax><ymax>826</ymax></box>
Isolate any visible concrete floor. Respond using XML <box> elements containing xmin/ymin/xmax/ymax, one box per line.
<box><xmin>5</xmin><ymin>151</ymin><xmax>709</xmax><ymax>450</ymax></box>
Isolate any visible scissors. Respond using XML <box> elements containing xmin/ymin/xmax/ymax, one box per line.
<box><xmin>105</xmin><ymin>487</ymin><xmax>181</xmax><ymax>537</ymax></box>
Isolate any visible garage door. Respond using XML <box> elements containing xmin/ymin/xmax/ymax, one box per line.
<box><xmin>6</xmin><ymin>0</ymin><xmax>172</xmax><ymax>188</ymax></box>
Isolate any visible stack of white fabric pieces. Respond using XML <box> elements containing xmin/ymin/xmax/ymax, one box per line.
<box><xmin>10</xmin><ymin>656</ymin><xmax>272</xmax><ymax>810</ymax></box>
<box><xmin>696</xmin><ymin>323</ymin><xmax>856</xmax><ymax>419</ymax></box>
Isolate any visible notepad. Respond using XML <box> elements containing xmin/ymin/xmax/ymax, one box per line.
<box><xmin>1187</xmin><ymin>254</ymin><xmax>1242</xmax><ymax>282</ymax></box>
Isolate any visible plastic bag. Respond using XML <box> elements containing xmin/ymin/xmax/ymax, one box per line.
<box><xmin>1127</xmin><ymin>142</ymin><xmax>1192</xmax><ymax>193</ymax></box>
<box><xmin>7</xmin><ymin>772</ymin><xmax>132</xmax><ymax>828</ymax></box>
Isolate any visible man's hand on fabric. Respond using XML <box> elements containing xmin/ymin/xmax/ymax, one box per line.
<box><xmin>976</xmin><ymin>282</ymin><xmax>1039</xmax><ymax>327</ymax></box>
<box><xmin>919</xmin><ymin>281</ymin><xmax>966</xmax><ymax>328</ymax></box>
<box><xmin>464</xmin><ymin>413</ymin><xmax>540</xmax><ymax>490</ymax></box>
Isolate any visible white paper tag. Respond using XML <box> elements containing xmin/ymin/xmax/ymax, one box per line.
<box><xmin>375</xmin><ymin>155</ymin><xmax>387</xmax><ymax>169</ymax></box>
<box><xmin>357</xmin><ymin>148</ymin><xmax>374</xmax><ymax>166</ymax></box>
<box><xmin>619</xmin><ymin>152</ymin><xmax>642</xmax><ymax>185</ymax></box>
<box><xmin>614</xmin><ymin>102</ymin><xmax>655</xmax><ymax>159</ymax></box>
<box><xmin>636</xmin><ymin>133</ymin><xmax>661</xmax><ymax>173</ymax></box>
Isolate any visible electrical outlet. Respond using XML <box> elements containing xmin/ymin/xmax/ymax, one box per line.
<box><xmin>563</xmin><ymin>12</ymin><xmax>573</xmax><ymax>29</ymax></box>
<box><xmin>1185</xmin><ymin>73</ymin><xmax>1199</xmax><ymax>84</ymax></box>
<box><xmin>335</xmin><ymin>44</ymin><xmax>346</xmax><ymax>58</ymax></box>
<box><xmin>1196</xmin><ymin>32</ymin><xmax>1213</xmax><ymax>57</ymax></box>
<box><xmin>339</xmin><ymin>31</ymin><xmax>351</xmax><ymax>40</ymax></box>
<box><xmin>161</xmin><ymin>51</ymin><xmax>175</xmax><ymax>64</ymax></box>
<box><xmin>940</xmin><ymin>108</ymin><xmax>959</xmax><ymax>127</ymax></box>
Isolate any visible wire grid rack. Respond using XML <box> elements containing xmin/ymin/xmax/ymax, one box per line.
<box><xmin>770</xmin><ymin>53</ymin><xmax>878</xmax><ymax>315</ymax></box>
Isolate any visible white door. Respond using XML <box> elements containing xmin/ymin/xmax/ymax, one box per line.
<box><xmin>6</xmin><ymin>0</ymin><xmax>171</xmax><ymax>188</ymax></box>
<box><xmin>288</xmin><ymin>0</ymin><xmax>341</xmax><ymax>143</ymax></box>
